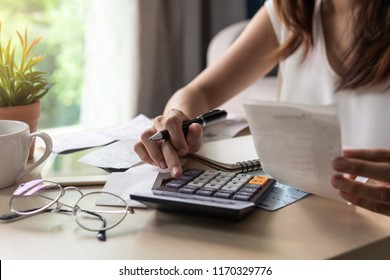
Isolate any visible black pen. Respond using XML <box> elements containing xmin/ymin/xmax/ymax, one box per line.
<box><xmin>148</xmin><ymin>109</ymin><xmax>228</xmax><ymax>141</ymax></box>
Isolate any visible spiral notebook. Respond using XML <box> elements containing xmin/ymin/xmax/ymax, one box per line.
<box><xmin>188</xmin><ymin>135</ymin><xmax>261</xmax><ymax>172</ymax></box>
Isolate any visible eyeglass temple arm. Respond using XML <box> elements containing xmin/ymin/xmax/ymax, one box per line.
<box><xmin>0</xmin><ymin>208</ymin><xmax>107</xmax><ymax>242</ymax></box>
<box><xmin>79</xmin><ymin>209</ymin><xmax>107</xmax><ymax>241</ymax></box>
<box><xmin>42</xmin><ymin>199</ymin><xmax>107</xmax><ymax>241</ymax></box>
<box><xmin>0</xmin><ymin>212</ymin><xmax>26</xmax><ymax>222</ymax></box>
<box><xmin>0</xmin><ymin>208</ymin><xmax>70</xmax><ymax>222</ymax></box>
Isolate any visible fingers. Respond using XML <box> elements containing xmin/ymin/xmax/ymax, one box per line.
<box><xmin>331</xmin><ymin>148</ymin><xmax>390</xmax><ymax>216</ymax></box>
<box><xmin>160</xmin><ymin>123</ymin><xmax>203</xmax><ymax>177</ymax></box>
<box><xmin>332</xmin><ymin>174</ymin><xmax>390</xmax><ymax>202</ymax></box>
<box><xmin>134</xmin><ymin>109</ymin><xmax>204</xmax><ymax>178</ymax></box>
<box><xmin>135</xmin><ymin>127</ymin><xmax>167</xmax><ymax>169</ymax></box>
<box><xmin>338</xmin><ymin>190</ymin><xmax>390</xmax><ymax>216</ymax></box>
<box><xmin>163</xmin><ymin>110</ymin><xmax>190</xmax><ymax>156</ymax></box>
<box><xmin>333</xmin><ymin>156</ymin><xmax>390</xmax><ymax>183</ymax></box>
<box><xmin>343</xmin><ymin>148</ymin><xmax>390</xmax><ymax>163</ymax></box>
<box><xmin>160</xmin><ymin>139</ymin><xmax>182</xmax><ymax>177</ymax></box>
<box><xmin>331</xmin><ymin>174</ymin><xmax>390</xmax><ymax>216</ymax></box>
<box><xmin>134</xmin><ymin>136</ymin><xmax>182</xmax><ymax>177</ymax></box>
<box><xmin>186</xmin><ymin>123</ymin><xmax>203</xmax><ymax>153</ymax></box>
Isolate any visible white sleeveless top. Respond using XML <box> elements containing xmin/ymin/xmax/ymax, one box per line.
<box><xmin>265</xmin><ymin>0</ymin><xmax>390</xmax><ymax>148</ymax></box>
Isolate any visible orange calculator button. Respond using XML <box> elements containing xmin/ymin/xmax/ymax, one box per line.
<box><xmin>248</xmin><ymin>176</ymin><xmax>269</xmax><ymax>186</ymax></box>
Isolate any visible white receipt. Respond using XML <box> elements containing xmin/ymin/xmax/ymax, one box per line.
<box><xmin>97</xmin><ymin>172</ymin><xmax>156</xmax><ymax>208</ymax></box>
<box><xmin>244</xmin><ymin>100</ymin><xmax>344</xmax><ymax>203</ymax></box>
<box><xmin>78</xmin><ymin>139</ymin><xmax>142</xmax><ymax>170</ymax></box>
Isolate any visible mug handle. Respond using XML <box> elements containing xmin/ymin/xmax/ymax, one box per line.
<box><xmin>17</xmin><ymin>131</ymin><xmax>53</xmax><ymax>181</ymax></box>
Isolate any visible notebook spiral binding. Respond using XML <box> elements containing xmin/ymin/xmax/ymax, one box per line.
<box><xmin>236</xmin><ymin>159</ymin><xmax>261</xmax><ymax>173</ymax></box>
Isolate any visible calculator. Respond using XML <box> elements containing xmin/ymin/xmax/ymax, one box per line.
<box><xmin>130</xmin><ymin>168</ymin><xmax>276</xmax><ymax>220</ymax></box>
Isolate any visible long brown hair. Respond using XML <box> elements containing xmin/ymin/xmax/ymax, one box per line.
<box><xmin>273</xmin><ymin>0</ymin><xmax>390</xmax><ymax>90</ymax></box>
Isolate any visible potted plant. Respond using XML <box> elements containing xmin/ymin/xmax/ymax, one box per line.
<box><xmin>0</xmin><ymin>23</ymin><xmax>49</xmax><ymax>158</ymax></box>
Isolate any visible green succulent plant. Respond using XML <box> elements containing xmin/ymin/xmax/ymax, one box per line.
<box><xmin>0</xmin><ymin>23</ymin><xmax>49</xmax><ymax>107</ymax></box>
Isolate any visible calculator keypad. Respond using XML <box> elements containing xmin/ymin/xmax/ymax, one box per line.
<box><xmin>158</xmin><ymin>168</ymin><xmax>275</xmax><ymax>203</ymax></box>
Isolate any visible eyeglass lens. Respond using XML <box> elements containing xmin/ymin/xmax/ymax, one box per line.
<box><xmin>10</xmin><ymin>180</ymin><xmax>62</xmax><ymax>215</ymax></box>
<box><xmin>74</xmin><ymin>191</ymin><xmax>128</xmax><ymax>232</ymax></box>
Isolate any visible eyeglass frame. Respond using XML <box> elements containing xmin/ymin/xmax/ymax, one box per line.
<box><xmin>5</xmin><ymin>179</ymin><xmax>134</xmax><ymax>241</ymax></box>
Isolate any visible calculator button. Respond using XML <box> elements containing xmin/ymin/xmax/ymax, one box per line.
<box><xmin>209</xmin><ymin>178</ymin><xmax>229</xmax><ymax>185</ymax></box>
<box><xmin>249</xmin><ymin>176</ymin><xmax>269</xmax><ymax>186</ymax></box>
<box><xmin>197</xmin><ymin>175</ymin><xmax>218</xmax><ymax>182</ymax></box>
<box><xmin>196</xmin><ymin>189</ymin><xmax>215</xmax><ymax>197</ymax></box>
<box><xmin>204</xmin><ymin>182</ymin><xmax>224</xmax><ymax>189</ymax></box>
<box><xmin>233</xmin><ymin>194</ymin><xmax>252</xmax><ymax>201</ymax></box>
<box><xmin>166</xmin><ymin>175</ymin><xmax>194</xmax><ymax>188</ymax></box>
<box><xmin>166</xmin><ymin>180</ymin><xmax>187</xmax><ymax>188</ymax></box>
<box><xmin>179</xmin><ymin>187</ymin><xmax>197</xmax><ymax>194</ymax></box>
<box><xmin>236</xmin><ymin>191</ymin><xmax>255</xmax><ymax>197</ymax></box>
<box><xmin>214</xmin><ymin>192</ymin><xmax>233</xmax><ymax>199</ymax></box>
<box><xmin>225</xmin><ymin>180</ymin><xmax>245</xmax><ymax>187</ymax></box>
<box><xmin>235</xmin><ymin>174</ymin><xmax>253</xmax><ymax>180</ymax></box>
<box><xmin>238</xmin><ymin>188</ymin><xmax>257</xmax><ymax>195</ymax></box>
<box><xmin>187</xmin><ymin>181</ymin><xmax>207</xmax><ymax>188</ymax></box>
<box><xmin>243</xmin><ymin>184</ymin><xmax>262</xmax><ymax>191</ymax></box>
<box><xmin>193</xmin><ymin>177</ymin><xmax>211</xmax><ymax>183</ymax></box>
<box><xmin>230</xmin><ymin>177</ymin><xmax>250</xmax><ymax>184</ymax></box>
<box><xmin>216</xmin><ymin>189</ymin><xmax>235</xmax><ymax>194</ymax></box>
<box><xmin>220</xmin><ymin>185</ymin><xmax>242</xmax><ymax>192</ymax></box>
<box><xmin>203</xmin><ymin>170</ymin><xmax>220</xmax><ymax>176</ymax></box>
<box><xmin>217</xmin><ymin>172</ymin><xmax>236</xmax><ymax>179</ymax></box>
<box><xmin>182</xmin><ymin>185</ymin><xmax>201</xmax><ymax>190</ymax></box>
<box><xmin>182</xmin><ymin>169</ymin><xmax>204</xmax><ymax>177</ymax></box>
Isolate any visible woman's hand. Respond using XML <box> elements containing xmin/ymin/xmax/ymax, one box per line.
<box><xmin>134</xmin><ymin>109</ymin><xmax>204</xmax><ymax>178</ymax></box>
<box><xmin>331</xmin><ymin>149</ymin><xmax>390</xmax><ymax>216</ymax></box>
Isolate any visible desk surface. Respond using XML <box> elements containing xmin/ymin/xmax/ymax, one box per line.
<box><xmin>1</xmin><ymin>159</ymin><xmax>390</xmax><ymax>260</ymax></box>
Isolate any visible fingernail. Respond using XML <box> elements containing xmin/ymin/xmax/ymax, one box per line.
<box><xmin>178</xmin><ymin>149</ymin><xmax>187</xmax><ymax>157</ymax></box>
<box><xmin>331</xmin><ymin>175</ymin><xmax>343</xmax><ymax>189</ymax></box>
<box><xmin>159</xmin><ymin>161</ymin><xmax>167</xmax><ymax>169</ymax></box>
<box><xmin>171</xmin><ymin>166</ymin><xmax>181</xmax><ymax>178</ymax></box>
<box><xmin>333</xmin><ymin>157</ymin><xmax>347</xmax><ymax>171</ymax></box>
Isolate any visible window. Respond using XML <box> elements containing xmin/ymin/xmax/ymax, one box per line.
<box><xmin>0</xmin><ymin>0</ymin><xmax>136</xmax><ymax>130</ymax></box>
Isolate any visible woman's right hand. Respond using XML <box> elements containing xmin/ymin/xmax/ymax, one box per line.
<box><xmin>134</xmin><ymin>109</ymin><xmax>204</xmax><ymax>178</ymax></box>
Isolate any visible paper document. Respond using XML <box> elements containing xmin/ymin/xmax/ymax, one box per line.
<box><xmin>98</xmin><ymin>163</ymin><xmax>171</xmax><ymax>207</ymax></box>
<box><xmin>52</xmin><ymin>113</ymin><xmax>247</xmax><ymax>154</ymax></box>
<box><xmin>258</xmin><ymin>182</ymin><xmax>310</xmax><ymax>211</ymax></box>
<box><xmin>52</xmin><ymin>114</ymin><xmax>152</xmax><ymax>153</ymax></box>
<box><xmin>203</xmin><ymin>113</ymin><xmax>249</xmax><ymax>142</ymax></box>
<box><xmin>244</xmin><ymin>169</ymin><xmax>309</xmax><ymax>210</ymax></box>
<box><xmin>98</xmin><ymin>172</ymin><xmax>156</xmax><ymax>208</ymax></box>
<box><xmin>78</xmin><ymin>139</ymin><xmax>142</xmax><ymax>170</ymax></box>
<box><xmin>244</xmin><ymin>100</ymin><xmax>343</xmax><ymax>203</ymax></box>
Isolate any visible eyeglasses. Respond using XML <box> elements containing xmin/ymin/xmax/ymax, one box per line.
<box><xmin>5</xmin><ymin>179</ymin><xmax>134</xmax><ymax>241</ymax></box>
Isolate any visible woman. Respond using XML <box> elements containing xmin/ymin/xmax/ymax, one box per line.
<box><xmin>134</xmin><ymin>0</ymin><xmax>390</xmax><ymax>216</ymax></box>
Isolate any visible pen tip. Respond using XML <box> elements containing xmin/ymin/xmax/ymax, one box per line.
<box><xmin>148</xmin><ymin>133</ymin><xmax>162</xmax><ymax>141</ymax></box>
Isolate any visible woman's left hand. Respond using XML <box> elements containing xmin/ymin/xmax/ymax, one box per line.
<box><xmin>331</xmin><ymin>149</ymin><xmax>390</xmax><ymax>216</ymax></box>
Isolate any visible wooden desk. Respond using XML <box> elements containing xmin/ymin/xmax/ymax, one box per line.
<box><xmin>1</xmin><ymin>159</ymin><xmax>390</xmax><ymax>260</ymax></box>
<box><xmin>3</xmin><ymin>89</ymin><xmax>387</xmax><ymax>260</ymax></box>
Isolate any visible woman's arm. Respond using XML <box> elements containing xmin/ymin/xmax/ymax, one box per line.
<box><xmin>165</xmin><ymin>6</ymin><xmax>280</xmax><ymax>118</ymax></box>
<box><xmin>135</xmin><ymin>6</ymin><xmax>280</xmax><ymax>177</ymax></box>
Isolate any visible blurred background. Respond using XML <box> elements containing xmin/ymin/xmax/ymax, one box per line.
<box><xmin>0</xmin><ymin>0</ymin><xmax>264</xmax><ymax>130</ymax></box>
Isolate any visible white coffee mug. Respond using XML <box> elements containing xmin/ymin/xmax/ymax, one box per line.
<box><xmin>0</xmin><ymin>120</ymin><xmax>53</xmax><ymax>189</ymax></box>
